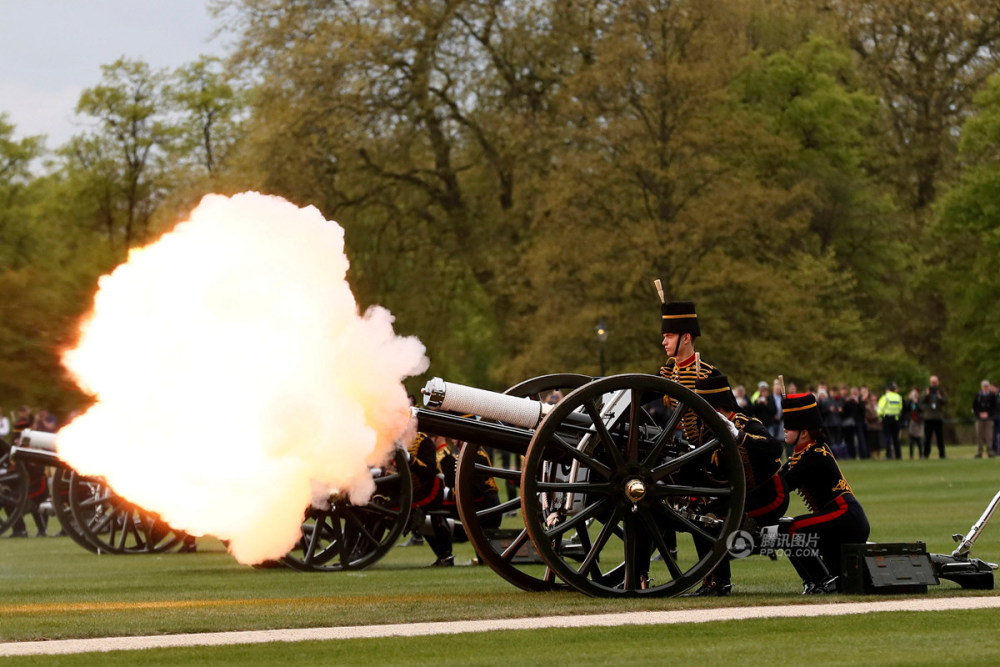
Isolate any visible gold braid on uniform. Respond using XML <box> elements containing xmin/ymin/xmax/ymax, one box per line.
<box><xmin>661</xmin><ymin>355</ymin><xmax>717</xmax><ymax>445</ymax></box>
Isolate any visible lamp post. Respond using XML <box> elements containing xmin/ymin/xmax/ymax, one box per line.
<box><xmin>595</xmin><ymin>318</ymin><xmax>608</xmax><ymax>377</ymax></box>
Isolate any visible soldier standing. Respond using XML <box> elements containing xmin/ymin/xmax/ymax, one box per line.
<box><xmin>656</xmin><ymin>300</ymin><xmax>727</xmax><ymax>595</ymax></box>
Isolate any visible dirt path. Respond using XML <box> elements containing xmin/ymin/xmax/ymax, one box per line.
<box><xmin>2</xmin><ymin>595</ymin><xmax>999</xmax><ymax>657</ymax></box>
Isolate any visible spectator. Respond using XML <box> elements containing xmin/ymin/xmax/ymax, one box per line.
<box><xmin>992</xmin><ymin>383</ymin><xmax>1000</xmax><ymax>457</ymax></box>
<box><xmin>972</xmin><ymin>380</ymin><xmax>996</xmax><ymax>458</ymax></box>
<box><xmin>771</xmin><ymin>378</ymin><xmax>785</xmax><ymax>442</ymax></box>
<box><xmin>878</xmin><ymin>382</ymin><xmax>903</xmax><ymax>460</ymax></box>
<box><xmin>733</xmin><ymin>385</ymin><xmax>750</xmax><ymax>413</ymax></box>
<box><xmin>840</xmin><ymin>386</ymin><xmax>860</xmax><ymax>459</ymax></box>
<box><xmin>904</xmin><ymin>388</ymin><xmax>923</xmax><ymax>459</ymax></box>
<box><xmin>751</xmin><ymin>385</ymin><xmax>778</xmax><ymax>433</ymax></box>
<box><xmin>0</xmin><ymin>408</ymin><xmax>9</xmax><ymax>441</ymax></box>
<box><xmin>32</xmin><ymin>410</ymin><xmax>58</xmax><ymax>433</ymax></box>
<box><xmin>864</xmin><ymin>391</ymin><xmax>883</xmax><ymax>460</ymax></box>
<box><xmin>919</xmin><ymin>375</ymin><xmax>948</xmax><ymax>458</ymax></box>
<box><xmin>818</xmin><ymin>386</ymin><xmax>844</xmax><ymax>454</ymax></box>
<box><xmin>856</xmin><ymin>386</ymin><xmax>872</xmax><ymax>458</ymax></box>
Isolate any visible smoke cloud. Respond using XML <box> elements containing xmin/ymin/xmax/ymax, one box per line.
<box><xmin>57</xmin><ymin>192</ymin><xmax>428</xmax><ymax>564</ymax></box>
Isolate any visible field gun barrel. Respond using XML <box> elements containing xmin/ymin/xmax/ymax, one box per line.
<box><xmin>17</xmin><ymin>429</ymin><xmax>58</xmax><ymax>452</ymax></box>
<box><xmin>10</xmin><ymin>429</ymin><xmax>68</xmax><ymax>468</ymax></box>
<box><xmin>416</xmin><ymin>377</ymin><xmax>598</xmax><ymax>455</ymax></box>
<box><xmin>421</xmin><ymin>377</ymin><xmax>554</xmax><ymax>428</ymax></box>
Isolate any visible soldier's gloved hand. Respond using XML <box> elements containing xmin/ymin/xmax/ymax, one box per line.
<box><xmin>716</xmin><ymin>412</ymin><xmax>740</xmax><ymax>439</ymax></box>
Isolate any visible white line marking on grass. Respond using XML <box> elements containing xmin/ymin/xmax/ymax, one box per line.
<box><xmin>2</xmin><ymin>596</ymin><xmax>1000</xmax><ymax>656</ymax></box>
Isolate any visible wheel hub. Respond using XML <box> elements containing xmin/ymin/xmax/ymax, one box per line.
<box><xmin>624</xmin><ymin>478</ymin><xmax>646</xmax><ymax>502</ymax></box>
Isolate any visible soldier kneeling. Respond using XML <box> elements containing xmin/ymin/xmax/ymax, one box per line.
<box><xmin>779</xmin><ymin>392</ymin><xmax>871</xmax><ymax>593</ymax></box>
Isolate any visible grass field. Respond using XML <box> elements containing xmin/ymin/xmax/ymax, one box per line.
<box><xmin>2</xmin><ymin>444</ymin><xmax>999</xmax><ymax>664</ymax></box>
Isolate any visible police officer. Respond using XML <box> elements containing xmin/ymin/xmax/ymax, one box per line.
<box><xmin>877</xmin><ymin>382</ymin><xmax>903</xmax><ymax>459</ymax></box>
<box><xmin>781</xmin><ymin>393</ymin><xmax>871</xmax><ymax>593</ymax></box>
<box><xmin>692</xmin><ymin>375</ymin><xmax>790</xmax><ymax>595</ymax></box>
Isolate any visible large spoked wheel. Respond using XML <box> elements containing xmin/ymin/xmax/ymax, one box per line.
<box><xmin>521</xmin><ymin>374</ymin><xmax>745</xmax><ymax>598</ymax></box>
<box><xmin>456</xmin><ymin>373</ymin><xmax>592</xmax><ymax>592</ymax></box>
<box><xmin>49</xmin><ymin>468</ymin><xmax>101</xmax><ymax>552</ymax></box>
<box><xmin>281</xmin><ymin>447</ymin><xmax>413</xmax><ymax>572</ymax></box>
<box><xmin>68</xmin><ymin>472</ymin><xmax>184</xmax><ymax>554</ymax></box>
<box><xmin>0</xmin><ymin>444</ymin><xmax>28</xmax><ymax>536</ymax></box>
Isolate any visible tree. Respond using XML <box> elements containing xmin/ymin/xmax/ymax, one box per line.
<box><xmin>935</xmin><ymin>73</ymin><xmax>1000</xmax><ymax>389</ymax></box>
<box><xmin>70</xmin><ymin>58</ymin><xmax>173</xmax><ymax>254</ymax></box>
<box><xmin>168</xmin><ymin>55</ymin><xmax>246</xmax><ymax>177</ymax></box>
<box><xmin>832</xmin><ymin>0</ymin><xmax>1000</xmax><ymax>214</ymax></box>
<box><xmin>218</xmin><ymin>0</ymin><xmax>588</xmax><ymax>387</ymax></box>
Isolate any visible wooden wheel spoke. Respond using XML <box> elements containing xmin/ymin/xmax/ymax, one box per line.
<box><xmin>373</xmin><ymin>472</ymin><xmax>401</xmax><ymax>486</ymax></box>
<box><xmin>364</xmin><ymin>502</ymin><xmax>400</xmax><ymax>519</ymax></box>
<box><xmin>625</xmin><ymin>388</ymin><xmax>643</xmax><ymax>464</ymax></box>
<box><xmin>479</xmin><ymin>497</ymin><xmax>519</xmax><ymax>519</ymax></box>
<box><xmin>581</xmin><ymin>400</ymin><xmax>625</xmax><ymax>469</ymax></box>
<box><xmin>650</xmin><ymin>438</ymin><xmax>721</xmax><ymax>481</ymax></box>
<box><xmin>638</xmin><ymin>508</ymin><xmax>682</xmax><ymax>579</ymax></box>
<box><xmin>473</xmin><ymin>463</ymin><xmax>522</xmax><ymax>481</ymax></box>
<box><xmin>623</xmin><ymin>514</ymin><xmax>639</xmax><ymax>591</ymax></box>
<box><xmin>500</xmin><ymin>529</ymin><xmax>531</xmax><ymax>562</ymax></box>
<box><xmin>652</xmin><ymin>483</ymin><xmax>730</xmax><ymax>498</ymax></box>
<box><xmin>545</xmin><ymin>434</ymin><xmax>612</xmax><ymax>480</ymax></box>
<box><xmin>535</xmin><ymin>481</ymin><xmax>615</xmax><ymax>494</ymax></box>
<box><xmin>303</xmin><ymin>514</ymin><xmax>327</xmax><ymax>562</ymax></box>
<box><xmin>576</xmin><ymin>505</ymin><xmax>622</xmax><ymax>576</ymax></box>
<box><xmin>642</xmin><ymin>402</ymin><xmax>686</xmax><ymax>468</ymax></box>
<box><xmin>542</xmin><ymin>497</ymin><xmax>609</xmax><ymax>539</ymax></box>
<box><xmin>651</xmin><ymin>501</ymin><xmax>716</xmax><ymax>543</ymax></box>
<box><xmin>342</xmin><ymin>510</ymin><xmax>381</xmax><ymax>550</ymax></box>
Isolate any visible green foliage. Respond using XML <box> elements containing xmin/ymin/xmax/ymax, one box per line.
<box><xmin>7</xmin><ymin>1</ymin><xmax>1000</xmax><ymax>411</ymax></box>
<box><xmin>935</xmin><ymin>74</ymin><xmax>1000</xmax><ymax>399</ymax></box>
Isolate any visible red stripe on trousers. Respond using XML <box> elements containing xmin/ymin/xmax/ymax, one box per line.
<box><xmin>790</xmin><ymin>495</ymin><xmax>848</xmax><ymax>534</ymax></box>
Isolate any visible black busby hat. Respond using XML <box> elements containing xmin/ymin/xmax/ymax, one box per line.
<box><xmin>661</xmin><ymin>301</ymin><xmax>701</xmax><ymax>337</ymax></box>
<box><xmin>694</xmin><ymin>375</ymin><xmax>737</xmax><ymax>412</ymax></box>
<box><xmin>782</xmin><ymin>393</ymin><xmax>822</xmax><ymax>431</ymax></box>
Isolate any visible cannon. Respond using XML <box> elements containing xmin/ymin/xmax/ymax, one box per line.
<box><xmin>413</xmin><ymin>372</ymin><xmax>745</xmax><ymax>597</ymax></box>
<box><xmin>10</xmin><ymin>432</ymin><xmax>186</xmax><ymax>554</ymax></box>
<box><xmin>276</xmin><ymin>371</ymin><xmax>745</xmax><ymax>597</ymax></box>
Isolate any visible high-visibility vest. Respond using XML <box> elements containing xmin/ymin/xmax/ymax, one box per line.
<box><xmin>878</xmin><ymin>391</ymin><xmax>903</xmax><ymax>418</ymax></box>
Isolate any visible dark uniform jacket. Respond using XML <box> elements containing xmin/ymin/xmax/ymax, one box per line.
<box><xmin>407</xmin><ymin>433</ymin><xmax>442</xmax><ymax>505</ymax></box>
<box><xmin>658</xmin><ymin>353</ymin><xmax>722</xmax><ymax>446</ymax></box>
<box><xmin>782</xmin><ymin>441</ymin><xmax>854</xmax><ymax>515</ymax></box>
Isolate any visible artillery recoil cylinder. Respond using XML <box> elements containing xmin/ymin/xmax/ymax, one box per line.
<box><xmin>421</xmin><ymin>377</ymin><xmax>551</xmax><ymax>429</ymax></box>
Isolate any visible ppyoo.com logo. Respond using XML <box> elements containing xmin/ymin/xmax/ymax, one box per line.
<box><xmin>725</xmin><ymin>530</ymin><xmax>756</xmax><ymax>559</ymax></box>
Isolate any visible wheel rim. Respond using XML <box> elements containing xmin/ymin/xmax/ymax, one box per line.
<box><xmin>456</xmin><ymin>373</ymin><xmax>591</xmax><ymax>591</ymax></box>
<box><xmin>0</xmin><ymin>447</ymin><xmax>28</xmax><ymax>536</ymax></box>
<box><xmin>49</xmin><ymin>468</ymin><xmax>100</xmax><ymax>552</ymax></box>
<box><xmin>281</xmin><ymin>447</ymin><xmax>413</xmax><ymax>572</ymax></box>
<box><xmin>520</xmin><ymin>374</ymin><xmax>744</xmax><ymax>597</ymax></box>
<box><xmin>68</xmin><ymin>472</ymin><xmax>183</xmax><ymax>554</ymax></box>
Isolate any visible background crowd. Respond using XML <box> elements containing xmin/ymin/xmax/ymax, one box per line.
<box><xmin>734</xmin><ymin>375</ymin><xmax>1000</xmax><ymax>462</ymax></box>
